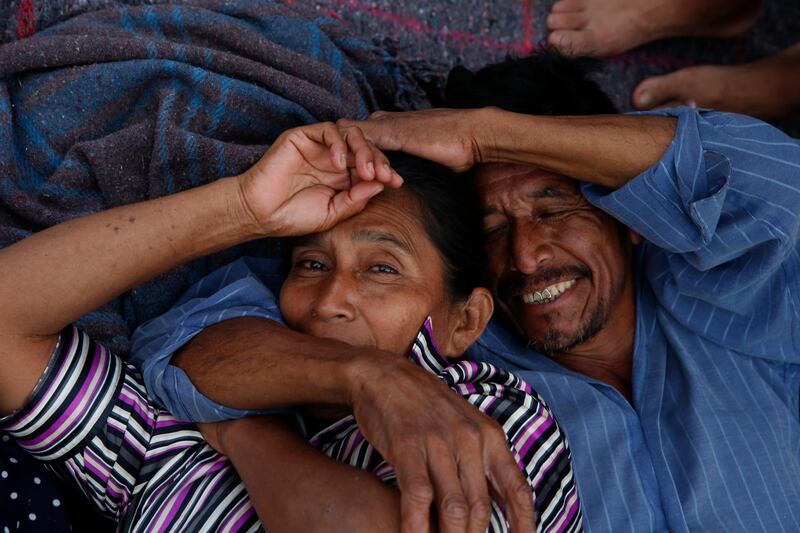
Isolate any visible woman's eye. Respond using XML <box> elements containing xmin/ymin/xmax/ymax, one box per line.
<box><xmin>369</xmin><ymin>264</ymin><xmax>398</xmax><ymax>274</ymax></box>
<box><xmin>297</xmin><ymin>259</ymin><xmax>328</xmax><ymax>271</ymax></box>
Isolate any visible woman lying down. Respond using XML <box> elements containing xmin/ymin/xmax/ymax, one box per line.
<box><xmin>0</xmin><ymin>123</ymin><xmax>581</xmax><ymax>532</ymax></box>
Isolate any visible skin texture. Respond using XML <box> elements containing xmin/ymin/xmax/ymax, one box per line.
<box><xmin>344</xmin><ymin>107</ymin><xmax>677</xmax><ymax>401</ymax></box>
<box><xmin>546</xmin><ymin>0</ymin><xmax>762</xmax><ymax>57</ymax></box>
<box><xmin>633</xmin><ymin>42</ymin><xmax>800</xmax><ymax>121</ymax></box>
<box><xmin>202</xmin><ymin>189</ymin><xmax>517</xmax><ymax>533</ymax></box>
<box><xmin>475</xmin><ymin>164</ymin><xmax>640</xmax><ymax>400</ymax></box>
<box><xmin>339</xmin><ymin>108</ymin><xmax>676</xmax><ymax>189</ymax></box>
<box><xmin>0</xmin><ymin>116</ymin><xmax>535</xmax><ymax>533</ymax></box>
<box><xmin>281</xmin><ymin>189</ymin><xmax>460</xmax><ymax>356</ymax></box>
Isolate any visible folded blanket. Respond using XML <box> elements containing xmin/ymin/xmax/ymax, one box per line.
<box><xmin>0</xmin><ymin>0</ymin><xmax>421</xmax><ymax>355</ymax></box>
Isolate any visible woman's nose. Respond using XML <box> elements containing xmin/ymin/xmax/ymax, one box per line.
<box><xmin>311</xmin><ymin>273</ymin><xmax>357</xmax><ymax>321</ymax></box>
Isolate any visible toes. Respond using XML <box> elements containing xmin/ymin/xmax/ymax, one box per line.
<box><xmin>547</xmin><ymin>12</ymin><xmax>586</xmax><ymax>31</ymax></box>
<box><xmin>547</xmin><ymin>29</ymin><xmax>596</xmax><ymax>56</ymax></box>
<box><xmin>632</xmin><ymin>72</ymin><xmax>688</xmax><ymax>109</ymax></box>
<box><xmin>550</xmin><ymin>0</ymin><xmax>586</xmax><ymax>14</ymax></box>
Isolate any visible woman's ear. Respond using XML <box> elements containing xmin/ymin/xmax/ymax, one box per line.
<box><xmin>440</xmin><ymin>288</ymin><xmax>494</xmax><ymax>358</ymax></box>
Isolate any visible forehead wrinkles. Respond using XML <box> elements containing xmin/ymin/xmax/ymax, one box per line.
<box><xmin>294</xmin><ymin>194</ymin><xmax>426</xmax><ymax>257</ymax></box>
<box><xmin>483</xmin><ymin>177</ymin><xmax>585</xmax><ymax>216</ymax></box>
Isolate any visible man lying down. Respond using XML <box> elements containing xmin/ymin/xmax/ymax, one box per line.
<box><xmin>0</xmin><ymin>121</ymin><xmax>581</xmax><ymax>532</ymax></box>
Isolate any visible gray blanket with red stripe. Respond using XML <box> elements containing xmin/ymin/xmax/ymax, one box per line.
<box><xmin>0</xmin><ymin>0</ymin><xmax>421</xmax><ymax>355</ymax></box>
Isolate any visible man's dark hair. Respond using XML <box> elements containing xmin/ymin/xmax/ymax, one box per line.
<box><xmin>386</xmin><ymin>152</ymin><xmax>486</xmax><ymax>301</ymax></box>
<box><xmin>444</xmin><ymin>50</ymin><xmax>616</xmax><ymax>115</ymax></box>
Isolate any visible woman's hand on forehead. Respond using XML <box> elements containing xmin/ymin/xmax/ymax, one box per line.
<box><xmin>237</xmin><ymin>122</ymin><xmax>405</xmax><ymax>238</ymax></box>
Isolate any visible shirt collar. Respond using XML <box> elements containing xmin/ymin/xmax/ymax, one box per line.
<box><xmin>407</xmin><ymin>317</ymin><xmax>449</xmax><ymax>374</ymax></box>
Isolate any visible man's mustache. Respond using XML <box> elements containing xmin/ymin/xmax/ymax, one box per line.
<box><xmin>497</xmin><ymin>265</ymin><xmax>591</xmax><ymax>302</ymax></box>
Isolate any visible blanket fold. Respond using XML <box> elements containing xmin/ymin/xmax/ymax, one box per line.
<box><xmin>0</xmin><ymin>0</ymin><xmax>421</xmax><ymax>354</ymax></box>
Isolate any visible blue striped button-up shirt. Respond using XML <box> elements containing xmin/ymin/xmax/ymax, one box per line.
<box><xmin>131</xmin><ymin>108</ymin><xmax>800</xmax><ymax>532</ymax></box>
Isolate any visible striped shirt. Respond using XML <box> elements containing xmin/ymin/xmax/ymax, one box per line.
<box><xmin>3</xmin><ymin>321</ymin><xmax>581</xmax><ymax>532</ymax></box>
<box><xmin>0</xmin><ymin>326</ymin><xmax>260</xmax><ymax>533</ymax></box>
<box><xmin>309</xmin><ymin>318</ymin><xmax>582</xmax><ymax>532</ymax></box>
<box><xmin>132</xmin><ymin>108</ymin><xmax>800</xmax><ymax>532</ymax></box>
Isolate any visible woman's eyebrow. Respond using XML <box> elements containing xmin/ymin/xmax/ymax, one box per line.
<box><xmin>294</xmin><ymin>233</ymin><xmax>326</xmax><ymax>248</ymax></box>
<box><xmin>352</xmin><ymin>229</ymin><xmax>414</xmax><ymax>256</ymax></box>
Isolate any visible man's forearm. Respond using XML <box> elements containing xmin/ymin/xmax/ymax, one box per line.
<box><xmin>483</xmin><ymin>108</ymin><xmax>677</xmax><ymax>189</ymax></box>
<box><xmin>344</xmin><ymin>107</ymin><xmax>677</xmax><ymax>190</ymax></box>
<box><xmin>173</xmin><ymin>316</ymin><xmax>400</xmax><ymax>410</ymax></box>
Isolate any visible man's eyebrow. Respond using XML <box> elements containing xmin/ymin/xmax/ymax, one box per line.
<box><xmin>352</xmin><ymin>229</ymin><xmax>414</xmax><ymax>255</ymax></box>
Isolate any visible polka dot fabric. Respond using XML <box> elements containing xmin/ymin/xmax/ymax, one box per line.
<box><xmin>0</xmin><ymin>437</ymin><xmax>70</xmax><ymax>532</ymax></box>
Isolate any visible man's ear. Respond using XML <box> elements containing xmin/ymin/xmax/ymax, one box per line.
<box><xmin>440</xmin><ymin>288</ymin><xmax>494</xmax><ymax>358</ymax></box>
<box><xmin>629</xmin><ymin>227</ymin><xmax>643</xmax><ymax>245</ymax></box>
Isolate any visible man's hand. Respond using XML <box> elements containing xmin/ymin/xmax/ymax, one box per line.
<box><xmin>237</xmin><ymin>122</ymin><xmax>403</xmax><ymax>237</ymax></box>
<box><xmin>348</xmin><ymin>356</ymin><xmax>535</xmax><ymax>533</ymax></box>
<box><xmin>338</xmin><ymin>108</ymin><xmax>495</xmax><ymax>173</ymax></box>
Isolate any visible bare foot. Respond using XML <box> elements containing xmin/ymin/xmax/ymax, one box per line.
<box><xmin>632</xmin><ymin>42</ymin><xmax>800</xmax><ymax>120</ymax></box>
<box><xmin>547</xmin><ymin>0</ymin><xmax>762</xmax><ymax>57</ymax></box>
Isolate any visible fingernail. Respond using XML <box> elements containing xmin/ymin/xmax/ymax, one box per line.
<box><xmin>367</xmin><ymin>161</ymin><xmax>374</xmax><ymax>176</ymax></box>
<box><xmin>686</xmin><ymin>99</ymin><xmax>697</xmax><ymax>108</ymax></box>
<box><xmin>639</xmin><ymin>91</ymin><xmax>652</xmax><ymax>107</ymax></box>
<box><xmin>339</xmin><ymin>152</ymin><xmax>346</xmax><ymax>167</ymax></box>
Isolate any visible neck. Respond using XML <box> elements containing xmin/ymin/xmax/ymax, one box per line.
<box><xmin>554</xmin><ymin>277</ymin><xmax>637</xmax><ymax>403</ymax></box>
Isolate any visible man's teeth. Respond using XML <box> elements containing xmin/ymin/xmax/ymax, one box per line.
<box><xmin>521</xmin><ymin>279</ymin><xmax>576</xmax><ymax>305</ymax></box>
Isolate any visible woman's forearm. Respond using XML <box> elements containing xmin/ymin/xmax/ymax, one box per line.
<box><xmin>218</xmin><ymin>418</ymin><xmax>404</xmax><ymax>533</ymax></box>
<box><xmin>0</xmin><ymin>177</ymin><xmax>255</xmax><ymax>415</ymax></box>
<box><xmin>0</xmin><ymin>177</ymin><xmax>254</xmax><ymax>339</ymax></box>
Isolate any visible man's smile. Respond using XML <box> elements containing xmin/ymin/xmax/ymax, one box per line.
<box><xmin>520</xmin><ymin>278</ymin><xmax>577</xmax><ymax>305</ymax></box>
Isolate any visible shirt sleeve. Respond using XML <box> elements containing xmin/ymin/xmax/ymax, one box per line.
<box><xmin>581</xmin><ymin>108</ymin><xmax>800</xmax><ymax>362</ymax></box>
<box><xmin>0</xmin><ymin>326</ymin><xmax>136</xmax><ymax>519</ymax></box>
<box><xmin>0</xmin><ymin>327</ymin><xmax>260</xmax><ymax>531</ymax></box>
<box><xmin>129</xmin><ymin>256</ymin><xmax>289</xmax><ymax>422</ymax></box>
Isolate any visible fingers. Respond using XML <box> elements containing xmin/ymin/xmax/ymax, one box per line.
<box><xmin>309</xmin><ymin>122</ymin><xmax>349</xmax><ymax>171</ymax></box>
<box><xmin>394</xmin><ymin>449</ymin><xmax>435</xmax><ymax>533</ymax></box>
<box><xmin>486</xmin><ymin>434</ymin><xmax>535</xmax><ymax>533</ymax></box>
<box><xmin>340</xmin><ymin>126</ymin><xmax>403</xmax><ymax>188</ymax></box>
<box><xmin>457</xmin><ymin>452</ymin><xmax>493</xmax><ymax>533</ymax></box>
<box><xmin>329</xmin><ymin>181</ymin><xmax>385</xmax><ymax>223</ymax></box>
<box><xmin>429</xmin><ymin>451</ymin><xmax>470</xmax><ymax>533</ymax></box>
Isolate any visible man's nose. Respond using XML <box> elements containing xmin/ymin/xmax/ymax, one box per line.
<box><xmin>510</xmin><ymin>220</ymin><xmax>554</xmax><ymax>274</ymax></box>
<box><xmin>311</xmin><ymin>273</ymin><xmax>357</xmax><ymax>321</ymax></box>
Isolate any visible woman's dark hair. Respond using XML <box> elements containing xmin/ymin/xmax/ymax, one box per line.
<box><xmin>385</xmin><ymin>151</ymin><xmax>486</xmax><ymax>301</ymax></box>
<box><xmin>444</xmin><ymin>50</ymin><xmax>617</xmax><ymax>115</ymax></box>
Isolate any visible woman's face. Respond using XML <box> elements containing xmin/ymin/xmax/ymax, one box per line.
<box><xmin>279</xmin><ymin>188</ymin><xmax>459</xmax><ymax>356</ymax></box>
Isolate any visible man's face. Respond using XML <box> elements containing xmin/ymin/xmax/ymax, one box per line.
<box><xmin>475</xmin><ymin>164</ymin><xmax>633</xmax><ymax>355</ymax></box>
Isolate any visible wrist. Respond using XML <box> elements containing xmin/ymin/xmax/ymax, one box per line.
<box><xmin>340</xmin><ymin>350</ymin><xmax>407</xmax><ymax>408</ymax></box>
<box><xmin>227</xmin><ymin>174</ymin><xmax>273</xmax><ymax>238</ymax></box>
